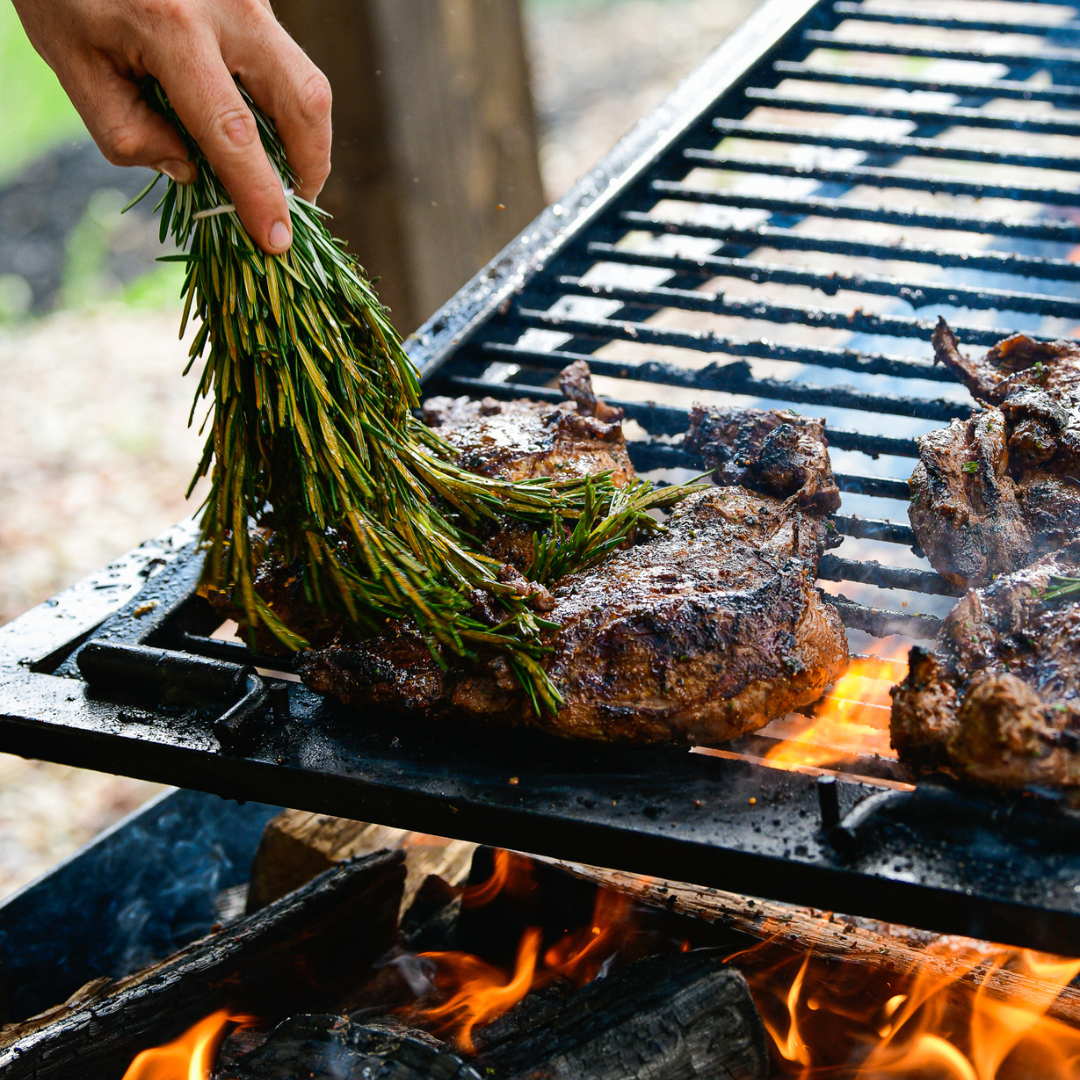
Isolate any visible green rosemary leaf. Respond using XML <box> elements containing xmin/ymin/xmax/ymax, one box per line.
<box><xmin>133</xmin><ymin>76</ymin><xmax>699</xmax><ymax>715</ymax></box>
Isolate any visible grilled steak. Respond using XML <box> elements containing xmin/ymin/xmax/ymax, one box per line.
<box><xmin>685</xmin><ymin>406</ymin><xmax>842</xmax><ymax>513</ymax></box>
<box><xmin>422</xmin><ymin>361</ymin><xmax>634</xmax><ymax>488</ymax></box>
<box><xmin>908</xmin><ymin>320</ymin><xmax>1080</xmax><ymax>587</ymax></box>
<box><xmin>300</xmin><ymin>484</ymin><xmax>848</xmax><ymax>744</ymax></box>
<box><xmin>890</xmin><ymin>541</ymin><xmax>1080</xmax><ymax>792</ymax></box>
<box><xmin>298</xmin><ymin>398</ymin><xmax>847</xmax><ymax>745</ymax></box>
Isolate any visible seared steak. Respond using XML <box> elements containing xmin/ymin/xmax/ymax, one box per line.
<box><xmin>908</xmin><ymin>320</ymin><xmax>1080</xmax><ymax>587</ymax></box>
<box><xmin>422</xmin><ymin>362</ymin><xmax>634</xmax><ymax>488</ymax></box>
<box><xmin>300</xmin><ymin>484</ymin><xmax>848</xmax><ymax>744</ymax></box>
<box><xmin>685</xmin><ymin>406</ymin><xmax>841</xmax><ymax>512</ymax></box>
<box><xmin>891</xmin><ymin>541</ymin><xmax>1080</xmax><ymax>792</ymax></box>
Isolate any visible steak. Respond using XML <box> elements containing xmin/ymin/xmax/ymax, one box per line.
<box><xmin>685</xmin><ymin>406</ymin><xmax>842</xmax><ymax>513</ymax></box>
<box><xmin>908</xmin><ymin>320</ymin><xmax>1080</xmax><ymax>587</ymax></box>
<box><xmin>890</xmin><ymin>541</ymin><xmax>1080</xmax><ymax>792</ymax></box>
<box><xmin>421</xmin><ymin>360</ymin><xmax>634</xmax><ymax>487</ymax></box>
<box><xmin>298</xmin><ymin>399</ymin><xmax>847</xmax><ymax>745</ymax></box>
<box><xmin>300</xmin><ymin>484</ymin><xmax>848</xmax><ymax>744</ymax></box>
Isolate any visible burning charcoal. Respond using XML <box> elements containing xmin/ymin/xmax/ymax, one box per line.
<box><xmin>219</xmin><ymin>1015</ymin><xmax>483</xmax><ymax>1080</ymax></box>
<box><xmin>475</xmin><ymin>951</ymin><xmax>768</xmax><ymax>1080</ymax></box>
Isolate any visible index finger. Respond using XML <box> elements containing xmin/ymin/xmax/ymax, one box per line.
<box><xmin>155</xmin><ymin>41</ymin><xmax>292</xmax><ymax>253</ymax></box>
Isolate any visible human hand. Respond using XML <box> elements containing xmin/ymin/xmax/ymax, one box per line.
<box><xmin>11</xmin><ymin>0</ymin><xmax>331</xmax><ymax>254</ymax></box>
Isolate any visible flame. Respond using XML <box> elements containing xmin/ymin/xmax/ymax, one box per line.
<box><xmin>121</xmin><ymin>1010</ymin><xmax>253</xmax><ymax>1080</ymax></box>
<box><xmin>764</xmin><ymin>645</ymin><xmax>910</xmax><ymax>771</ymax></box>
<box><xmin>419</xmin><ymin>928</ymin><xmax>542</xmax><ymax>1053</ymax></box>
<box><xmin>740</xmin><ymin>935</ymin><xmax>1080</xmax><ymax>1079</ymax></box>
<box><xmin>408</xmin><ymin>855</ymin><xmax>637</xmax><ymax>1052</ymax></box>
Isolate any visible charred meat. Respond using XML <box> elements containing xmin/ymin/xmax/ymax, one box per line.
<box><xmin>890</xmin><ymin>541</ymin><xmax>1080</xmax><ymax>792</ymax></box>
<box><xmin>908</xmin><ymin>320</ymin><xmax>1080</xmax><ymax>587</ymax></box>
<box><xmin>299</xmin><ymin>396</ymin><xmax>847</xmax><ymax>745</ymax></box>
<box><xmin>300</xmin><ymin>484</ymin><xmax>848</xmax><ymax>744</ymax></box>
<box><xmin>422</xmin><ymin>361</ymin><xmax>634</xmax><ymax>487</ymax></box>
<box><xmin>685</xmin><ymin>406</ymin><xmax>841</xmax><ymax>512</ymax></box>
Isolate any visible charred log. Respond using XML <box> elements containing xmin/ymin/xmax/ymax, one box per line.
<box><xmin>219</xmin><ymin>1015</ymin><xmax>483</xmax><ymax>1080</ymax></box>
<box><xmin>550</xmin><ymin>860</ymin><xmax>1080</xmax><ymax>1029</ymax></box>
<box><xmin>0</xmin><ymin>850</ymin><xmax>405</xmax><ymax>1080</ymax></box>
<box><xmin>474</xmin><ymin>950</ymin><xmax>768</xmax><ymax>1080</ymax></box>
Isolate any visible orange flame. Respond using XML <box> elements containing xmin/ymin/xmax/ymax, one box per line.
<box><xmin>419</xmin><ymin>927</ymin><xmax>543</xmax><ymax>1053</ymax></box>
<box><xmin>121</xmin><ymin>1009</ymin><xmax>253</xmax><ymax>1080</ymax></box>
<box><xmin>764</xmin><ymin>645</ymin><xmax>910</xmax><ymax>772</ymax></box>
<box><xmin>741</xmin><ymin>936</ymin><xmax>1080</xmax><ymax>1079</ymax></box>
<box><xmin>408</xmin><ymin>859</ymin><xmax>637</xmax><ymax>1052</ymax></box>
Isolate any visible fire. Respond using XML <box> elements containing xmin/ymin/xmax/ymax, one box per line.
<box><xmin>408</xmin><ymin>853</ymin><xmax>637</xmax><ymax>1052</ymax></box>
<box><xmin>764</xmin><ymin>644</ymin><xmax>910</xmax><ymax>772</ymax></box>
<box><xmin>121</xmin><ymin>1009</ymin><xmax>253</xmax><ymax>1080</ymax></box>
<box><xmin>740</xmin><ymin>936</ymin><xmax>1080</xmax><ymax>1079</ymax></box>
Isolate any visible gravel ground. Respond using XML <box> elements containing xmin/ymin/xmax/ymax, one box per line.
<box><xmin>0</xmin><ymin>0</ymin><xmax>758</xmax><ymax>901</ymax></box>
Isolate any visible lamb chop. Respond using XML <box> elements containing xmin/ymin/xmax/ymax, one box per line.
<box><xmin>890</xmin><ymin>541</ymin><xmax>1080</xmax><ymax>793</ymax></box>
<box><xmin>298</xmin><ymin>397</ymin><xmax>847</xmax><ymax>745</ymax></box>
<box><xmin>908</xmin><ymin>320</ymin><xmax>1080</xmax><ymax>587</ymax></box>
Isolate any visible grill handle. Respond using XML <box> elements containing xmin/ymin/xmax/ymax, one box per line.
<box><xmin>78</xmin><ymin>641</ymin><xmax>272</xmax><ymax>752</ymax></box>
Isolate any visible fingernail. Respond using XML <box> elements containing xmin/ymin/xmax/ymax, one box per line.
<box><xmin>156</xmin><ymin>159</ymin><xmax>194</xmax><ymax>184</ymax></box>
<box><xmin>269</xmin><ymin>220</ymin><xmax>292</xmax><ymax>251</ymax></box>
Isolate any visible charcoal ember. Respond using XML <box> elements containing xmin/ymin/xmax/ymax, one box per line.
<box><xmin>891</xmin><ymin>540</ymin><xmax>1080</xmax><ymax>793</ymax></box>
<box><xmin>685</xmin><ymin>405</ymin><xmax>841</xmax><ymax>513</ymax></box>
<box><xmin>219</xmin><ymin>1015</ymin><xmax>482</xmax><ymax>1080</ymax></box>
<box><xmin>909</xmin><ymin>320</ymin><xmax>1080</xmax><ymax>587</ymax></box>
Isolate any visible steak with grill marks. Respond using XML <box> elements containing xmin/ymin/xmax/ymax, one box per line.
<box><xmin>891</xmin><ymin>541</ymin><xmax>1080</xmax><ymax>793</ymax></box>
<box><xmin>908</xmin><ymin>320</ymin><xmax>1080</xmax><ymax>587</ymax></box>
<box><xmin>298</xmin><ymin>399</ymin><xmax>847</xmax><ymax>745</ymax></box>
<box><xmin>299</xmin><ymin>485</ymin><xmax>847</xmax><ymax>744</ymax></box>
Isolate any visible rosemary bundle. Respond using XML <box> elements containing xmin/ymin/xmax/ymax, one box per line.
<box><xmin>137</xmin><ymin>80</ymin><xmax>690</xmax><ymax>713</ymax></box>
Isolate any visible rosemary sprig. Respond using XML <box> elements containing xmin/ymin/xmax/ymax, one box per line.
<box><xmin>137</xmin><ymin>79</ymin><xmax>695</xmax><ymax>713</ymax></box>
<box><xmin>1043</xmin><ymin>575</ymin><xmax>1080</xmax><ymax>602</ymax></box>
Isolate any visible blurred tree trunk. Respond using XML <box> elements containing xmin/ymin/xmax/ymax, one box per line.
<box><xmin>272</xmin><ymin>0</ymin><xmax>545</xmax><ymax>334</ymax></box>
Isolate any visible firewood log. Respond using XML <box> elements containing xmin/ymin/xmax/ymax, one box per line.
<box><xmin>219</xmin><ymin>1015</ymin><xmax>483</xmax><ymax>1079</ymax></box>
<box><xmin>545</xmin><ymin>859</ymin><xmax>1080</xmax><ymax>1028</ymax></box>
<box><xmin>247</xmin><ymin>809</ymin><xmax>475</xmax><ymax>913</ymax></box>
<box><xmin>0</xmin><ymin>850</ymin><xmax>405</xmax><ymax>1080</ymax></box>
<box><xmin>475</xmin><ymin>950</ymin><xmax>768</xmax><ymax>1080</ymax></box>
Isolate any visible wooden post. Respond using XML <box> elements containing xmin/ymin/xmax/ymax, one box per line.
<box><xmin>272</xmin><ymin>0</ymin><xmax>545</xmax><ymax>333</ymax></box>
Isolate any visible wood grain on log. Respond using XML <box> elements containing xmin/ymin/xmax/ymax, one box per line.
<box><xmin>0</xmin><ymin>850</ymin><xmax>405</xmax><ymax>1080</ymax></box>
<box><xmin>546</xmin><ymin>860</ymin><xmax>1080</xmax><ymax>1029</ymax></box>
<box><xmin>476</xmin><ymin>950</ymin><xmax>769</xmax><ymax>1080</ymax></box>
<box><xmin>247</xmin><ymin>809</ymin><xmax>476</xmax><ymax>913</ymax></box>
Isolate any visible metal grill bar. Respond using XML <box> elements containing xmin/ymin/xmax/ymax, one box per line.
<box><xmin>802</xmin><ymin>28</ymin><xmax>1080</xmax><ymax>70</ymax></box>
<box><xmin>651</xmin><ymin>182</ymin><xmax>1080</xmax><ymax>245</ymax></box>
<box><xmin>821</xmin><ymin>593</ymin><xmax>941</xmax><ymax>640</ymax></box>
<box><xmin>831</xmin><ymin>515</ymin><xmax>914</xmax><ymax>545</ymax></box>
<box><xmin>510</xmin><ymin>311</ymin><xmax>972</xmax><ymax>421</ymax></box>
<box><xmin>771</xmin><ymin>60</ymin><xmax>1080</xmax><ymax>105</ymax></box>
<box><xmin>549</xmin><ymin>277</ymin><xmax>1013</xmax><ymax>357</ymax></box>
<box><xmin>831</xmin><ymin>2</ymin><xmax>1080</xmax><ymax>38</ymax></box>
<box><xmin>817</xmin><ymin>555</ymin><xmax>962</xmax><ymax>596</ymax></box>
<box><xmin>683</xmin><ymin>148</ymin><xmax>1080</xmax><ymax>208</ymax></box>
<box><xmin>745</xmin><ymin>89</ymin><xmax>1080</xmax><ymax>139</ymax></box>
<box><xmin>582</xmin><ymin>242</ymin><xmax>1080</xmax><ymax>319</ymax></box>
<box><xmin>618</xmin><ymin>213</ymin><xmax>1080</xmax><ymax>285</ymax></box>
<box><xmin>712</xmin><ymin>118</ymin><xmax>1080</xmax><ymax>173</ymax></box>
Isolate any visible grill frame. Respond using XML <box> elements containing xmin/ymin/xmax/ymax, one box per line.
<box><xmin>4</xmin><ymin>0</ymin><xmax>1080</xmax><ymax>950</ymax></box>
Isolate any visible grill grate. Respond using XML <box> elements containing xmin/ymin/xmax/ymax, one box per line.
<box><xmin>414</xmin><ymin>0</ymin><xmax>1080</xmax><ymax>644</ymax></box>
<box><xmin>4</xmin><ymin>0</ymin><xmax>1080</xmax><ymax>951</ymax></box>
